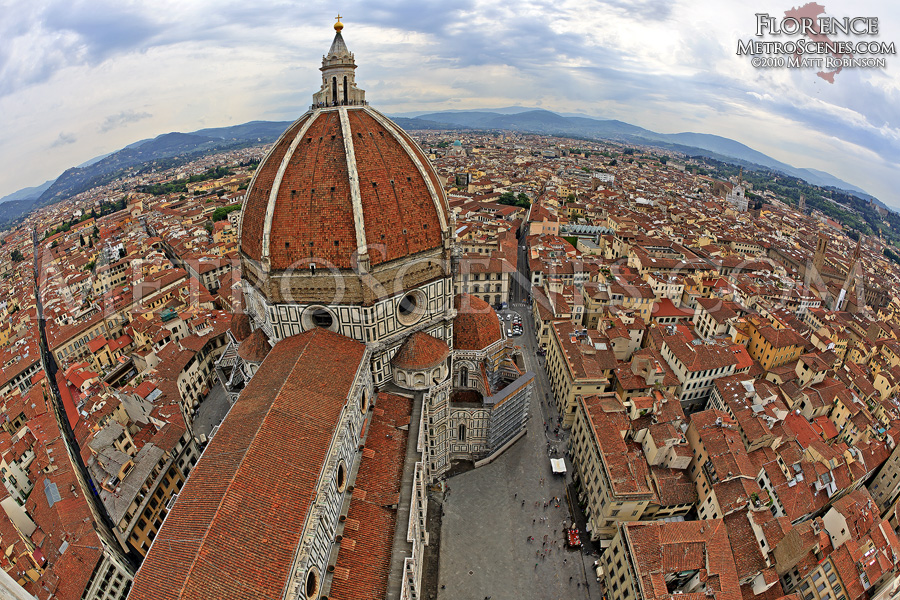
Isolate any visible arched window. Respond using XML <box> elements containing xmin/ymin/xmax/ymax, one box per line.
<box><xmin>343</xmin><ymin>75</ymin><xmax>348</xmax><ymax>104</ymax></box>
<box><xmin>459</xmin><ymin>366</ymin><xmax>468</xmax><ymax>387</ymax></box>
<box><xmin>459</xmin><ymin>424</ymin><xmax>466</xmax><ymax>442</ymax></box>
<box><xmin>332</xmin><ymin>76</ymin><xmax>337</xmax><ymax>105</ymax></box>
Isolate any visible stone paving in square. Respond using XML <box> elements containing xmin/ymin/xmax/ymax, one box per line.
<box><xmin>437</xmin><ymin>305</ymin><xmax>600</xmax><ymax>600</ymax></box>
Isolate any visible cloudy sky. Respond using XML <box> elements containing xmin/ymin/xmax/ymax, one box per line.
<box><xmin>1</xmin><ymin>0</ymin><xmax>898</xmax><ymax>207</ymax></box>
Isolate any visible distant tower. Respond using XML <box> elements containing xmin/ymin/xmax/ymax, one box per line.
<box><xmin>813</xmin><ymin>231</ymin><xmax>828</xmax><ymax>275</ymax></box>
<box><xmin>835</xmin><ymin>236</ymin><xmax>864</xmax><ymax>311</ymax></box>
<box><xmin>726</xmin><ymin>168</ymin><xmax>748</xmax><ymax>212</ymax></box>
<box><xmin>798</xmin><ymin>194</ymin><xmax>806</xmax><ymax>214</ymax></box>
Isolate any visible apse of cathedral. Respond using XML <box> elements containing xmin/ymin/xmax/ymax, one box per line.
<box><xmin>130</xmin><ymin>19</ymin><xmax>533</xmax><ymax>600</ymax></box>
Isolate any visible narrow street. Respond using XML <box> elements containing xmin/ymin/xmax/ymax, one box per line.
<box><xmin>31</xmin><ymin>230</ymin><xmax>136</xmax><ymax>566</ymax></box>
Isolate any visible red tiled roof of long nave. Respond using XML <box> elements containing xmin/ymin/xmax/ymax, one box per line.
<box><xmin>239</xmin><ymin>107</ymin><xmax>446</xmax><ymax>270</ymax></box>
<box><xmin>453</xmin><ymin>293</ymin><xmax>502</xmax><ymax>350</ymax></box>
<box><xmin>391</xmin><ymin>331</ymin><xmax>450</xmax><ymax>370</ymax></box>
<box><xmin>128</xmin><ymin>328</ymin><xmax>367</xmax><ymax>600</ymax></box>
<box><xmin>328</xmin><ymin>392</ymin><xmax>412</xmax><ymax>600</ymax></box>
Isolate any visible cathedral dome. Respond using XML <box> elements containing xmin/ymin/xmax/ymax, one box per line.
<box><xmin>239</xmin><ymin>106</ymin><xmax>448</xmax><ymax>272</ymax></box>
<box><xmin>237</xmin><ymin>22</ymin><xmax>454</xmax><ymax>379</ymax></box>
<box><xmin>230</xmin><ymin>313</ymin><xmax>252</xmax><ymax>342</ymax></box>
<box><xmin>237</xmin><ymin>328</ymin><xmax>271</xmax><ymax>363</ymax></box>
<box><xmin>453</xmin><ymin>294</ymin><xmax>503</xmax><ymax>351</ymax></box>
<box><xmin>391</xmin><ymin>331</ymin><xmax>451</xmax><ymax>370</ymax></box>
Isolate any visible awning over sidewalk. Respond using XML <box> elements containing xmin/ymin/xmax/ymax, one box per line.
<box><xmin>550</xmin><ymin>458</ymin><xmax>566</xmax><ymax>474</ymax></box>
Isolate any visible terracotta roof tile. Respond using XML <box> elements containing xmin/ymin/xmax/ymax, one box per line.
<box><xmin>328</xmin><ymin>393</ymin><xmax>412</xmax><ymax>600</ymax></box>
<box><xmin>391</xmin><ymin>331</ymin><xmax>450</xmax><ymax>370</ymax></box>
<box><xmin>625</xmin><ymin>520</ymin><xmax>742</xmax><ymax>600</ymax></box>
<box><xmin>230</xmin><ymin>312</ymin><xmax>251</xmax><ymax>342</ymax></box>
<box><xmin>240</xmin><ymin>108</ymin><xmax>445</xmax><ymax>270</ymax></box>
<box><xmin>453</xmin><ymin>293</ymin><xmax>502</xmax><ymax>350</ymax></box>
<box><xmin>236</xmin><ymin>328</ymin><xmax>270</xmax><ymax>362</ymax></box>
<box><xmin>129</xmin><ymin>328</ymin><xmax>367</xmax><ymax>600</ymax></box>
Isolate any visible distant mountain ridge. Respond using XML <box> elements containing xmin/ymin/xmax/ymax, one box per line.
<box><xmin>0</xmin><ymin>121</ymin><xmax>293</xmax><ymax>228</ymax></box>
<box><xmin>0</xmin><ymin>180</ymin><xmax>54</xmax><ymax>205</ymax></box>
<box><xmin>408</xmin><ymin>109</ymin><xmax>875</xmax><ymax>201</ymax></box>
<box><xmin>0</xmin><ymin>108</ymin><xmax>886</xmax><ymax>227</ymax></box>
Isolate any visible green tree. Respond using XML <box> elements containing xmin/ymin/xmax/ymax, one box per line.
<box><xmin>212</xmin><ymin>203</ymin><xmax>242</xmax><ymax>222</ymax></box>
<box><xmin>498</xmin><ymin>192</ymin><xmax>517</xmax><ymax>205</ymax></box>
<box><xmin>11</xmin><ymin>249</ymin><xmax>23</xmax><ymax>262</ymax></box>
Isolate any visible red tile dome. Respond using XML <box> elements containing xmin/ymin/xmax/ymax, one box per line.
<box><xmin>230</xmin><ymin>313</ymin><xmax>252</xmax><ymax>342</ymax></box>
<box><xmin>237</xmin><ymin>328</ymin><xmax>271</xmax><ymax>363</ymax></box>
<box><xmin>240</xmin><ymin>106</ymin><xmax>448</xmax><ymax>271</ymax></box>
<box><xmin>453</xmin><ymin>294</ymin><xmax>503</xmax><ymax>350</ymax></box>
<box><xmin>391</xmin><ymin>331</ymin><xmax>451</xmax><ymax>370</ymax></box>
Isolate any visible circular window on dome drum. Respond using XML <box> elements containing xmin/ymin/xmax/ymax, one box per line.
<box><xmin>336</xmin><ymin>460</ymin><xmax>347</xmax><ymax>493</ymax></box>
<box><xmin>397</xmin><ymin>290</ymin><xmax>426</xmax><ymax>326</ymax></box>
<box><xmin>312</xmin><ymin>309</ymin><xmax>332</xmax><ymax>328</ymax></box>
<box><xmin>301</xmin><ymin>306</ymin><xmax>338</xmax><ymax>332</ymax></box>
<box><xmin>304</xmin><ymin>567</ymin><xmax>320</xmax><ymax>600</ymax></box>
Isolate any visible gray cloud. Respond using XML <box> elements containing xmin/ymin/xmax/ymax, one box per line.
<box><xmin>0</xmin><ymin>0</ymin><xmax>898</xmax><ymax>206</ymax></box>
<box><xmin>51</xmin><ymin>132</ymin><xmax>77</xmax><ymax>147</ymax></box>
<box><xmin>596</xmin><ymin>0</ymin><xmax>675</xmax><ymax>21</ymax></box>
<box><xmin>99</xmin><ymin>109</ymin><xmax>152</xmax><ymax>133</ymax></box>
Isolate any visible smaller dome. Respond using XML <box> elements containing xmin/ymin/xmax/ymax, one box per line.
<box><xmin>230</xmin><ymin>313</ymin><xmax>252</xmax><ymax>342</ymax></box>
<box><xmin>454</xmin><ymin>294</ymin><xmax>502</xmax><ymax>351</ymax></box>
<box><xmin>238</xmin><ymin>329</ymin><xmax>271</xmax><ymax>363</ymax></box>
<box><xmin>391</xmin><ymin>332</ymin><xmax>450</xmax><ymax>370</ymax></box>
